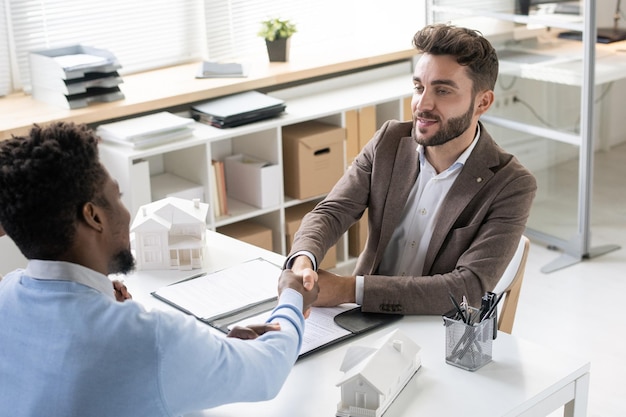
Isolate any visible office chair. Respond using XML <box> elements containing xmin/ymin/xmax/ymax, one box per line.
<box><xmin>492</xmin><ymin>235</ymin><xmax>530</xmax><ymax>334</ymax></box>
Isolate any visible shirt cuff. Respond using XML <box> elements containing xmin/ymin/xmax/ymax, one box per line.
<box><xmin>284</xmin><ymin>250</ymin><xmax>317</xmax><ymax>271</ymax></box>
<box><xmin>355</xmin><ymin>275</ymin><xmax>364</xmax><ymax>305</ymax></box>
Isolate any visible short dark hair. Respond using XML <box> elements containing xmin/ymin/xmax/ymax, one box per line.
<box><xmin>0</xmin><ymin>122</ymin><xmax>107</xmax><ymax>259</ymax></box>
<box><xmin>413</xmin><ymin>23</ymin><xmax>499</xmax><ymax>93</ymax></box>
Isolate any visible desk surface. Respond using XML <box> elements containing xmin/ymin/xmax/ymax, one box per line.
<box><xmin>123</xmin><ymin>231</ymin><xmax>590</xmax><ymax>417</ymax></box>
<box><xmin>497</xmin><ymin>38</ymin><xmax>626</xmax><ymax>86</ymax></box>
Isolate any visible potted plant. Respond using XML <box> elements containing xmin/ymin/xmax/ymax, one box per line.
<box><xmin>258</xmin><ymin>18</ymin><xmax>297</xmax><ymax>62</ymax></box>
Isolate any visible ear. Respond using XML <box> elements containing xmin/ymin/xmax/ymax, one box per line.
<box><xmin>475</xmin><ymin>90</ymin><xmax>494</xmax><ymax>115</ymax></box>
<box><xmin>81</xmin><ymin>202</ymin><xmax>104</xmax><ymax>233</ymax></box>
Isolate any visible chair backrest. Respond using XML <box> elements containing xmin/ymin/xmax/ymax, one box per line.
<box><xmin>493</xmin><ymin>235</ymin><xmax>530</xmax><ymax>334</ymax></box>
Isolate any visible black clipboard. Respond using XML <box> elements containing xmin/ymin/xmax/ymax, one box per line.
<box><xmin>297</xmin><ymin>307</ymin><xmax>403</xmax><ymax>359</ymax></box>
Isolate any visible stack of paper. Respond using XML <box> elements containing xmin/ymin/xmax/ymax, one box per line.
<box><xmin>29</xmin><ymin>45</ymin><xmax>125</xmax><ymax>109</ymax></box>
<box><xmin>195</xmin><ymin>61</ymin><xmax>249</xmax><ymax>79</ymax></box>
<box><xmin>97</xmin><ymin>112</ymin><xmax>195</xmax><ymax>149</ymax></box>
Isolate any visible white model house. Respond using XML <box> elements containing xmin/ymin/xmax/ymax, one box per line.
<box><xmin>336</xmin><ymin>329</ymin><xmax>421</xmax><ymax>417</ymax></box>
<box><xmin>131</xmin><ymin>197</ymin><xmax>209</xmax><ymax>271</ymax></box>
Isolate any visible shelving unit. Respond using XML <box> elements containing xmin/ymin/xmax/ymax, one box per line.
<box><xmin>427</xmin><ymin>0</ymin><xmax>620</xmax><ymax>272</ymax></box>
<box><xmin>99</xmin><ymin>61</ymin><xmax>414</xmax><ymax>269</ymax></box>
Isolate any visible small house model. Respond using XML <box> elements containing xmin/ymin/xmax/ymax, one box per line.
<box><xmin>336</xmin><ymin>329</ymin><xmax>421</xmax><ymax>417</ymax></box>
<box><xmin>131</xmin><ymin>197</ymin><xmax>209</xmax><ymax>271</ymax></box>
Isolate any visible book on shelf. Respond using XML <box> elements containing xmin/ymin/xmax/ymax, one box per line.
<box><xmin>211</xmin><ymin>160</ymin><xmax>228</xmax><ymax>216</ymax></box>
<box><xmin>209</xmin><ymin>164</ymin><xmax>221</xmax><ymax>218</ymax></box>
<box><xmin>96</xmin><ymin>112</ymin><xmax>195</xmax><ymax>149</ymax></box>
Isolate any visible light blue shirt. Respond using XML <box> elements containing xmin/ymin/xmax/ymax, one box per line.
<box><xmin>0</xmin><ymin>260</ymin><xmax>304</xmax><ymax>417</ymax></box>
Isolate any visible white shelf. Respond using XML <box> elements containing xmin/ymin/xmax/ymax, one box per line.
<box><xmin>99</xmin><ymin>61</ymin><xmax>413</xmax><ymax>267</ymax></box>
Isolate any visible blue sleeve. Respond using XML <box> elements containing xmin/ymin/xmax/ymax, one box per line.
<box><xmin>156</xmin><ymin>288</ymin><xmax>305</xmax><ymax>415</ymax></box>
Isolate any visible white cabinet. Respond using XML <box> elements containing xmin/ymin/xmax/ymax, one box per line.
<box><xmin>99</xmin><ymin>61</ymin><xmax>414</xmax><ymax>268</ymax></box>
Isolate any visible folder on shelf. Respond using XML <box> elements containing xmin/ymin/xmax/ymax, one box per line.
<box><xmin>191</xmin><ymin>91</ymin><xmax>286</xmax><ymax>128</ymax></box>
<box><xmin>151</xmin><ymin>258</ymin><xmax>402</xmax><ymax>359</ymax></box>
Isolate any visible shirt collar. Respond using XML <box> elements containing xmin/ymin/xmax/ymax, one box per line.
<box><xmin>25</xmin><ymin>260</ymin><xmax>116</xmax><ymax>300</ymax></box>
<box><xmin>417</xmin><ymin>124</ymin><xmax>481</xmax><ymax>171</ymax></box>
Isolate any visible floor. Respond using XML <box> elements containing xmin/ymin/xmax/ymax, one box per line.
<box><xmin>512</xmin><ymin>142</ymin><xmax>626</xmax><ymax>417</ymax></box>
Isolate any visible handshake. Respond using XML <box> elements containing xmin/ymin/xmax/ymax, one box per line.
<box><xmin>227</xmin><ymin>263</ymin><xmax>320</xmax><ymax>340</ymax></box>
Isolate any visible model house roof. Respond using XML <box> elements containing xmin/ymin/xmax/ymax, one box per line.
<box><xmin>337</xmin><ymin>329</ymin><xmax>421</xmax><ymax>393</ymax></box>
<box><xmin>131</xmin><ymin>197</ymin><xmax>209</xmax><ymax>232</ymax></box>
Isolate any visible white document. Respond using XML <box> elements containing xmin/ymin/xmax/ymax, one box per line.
<box><xmin>153</xmin><ymin>259</ymin><xmax>366</xmax><ymax>358</ymax></box>
<box><xmin>53</xmin><ymin>53</ymin><xmax>109</xmax><ymax>70</ymax></box>
<box><xmin>230</xmin><ymin>304</ymin><xmax>355</xmax><ymax>356</ymax></box>
<box><xmin>152</xmin><ymin>258</ymin><xmax>280</xmax><ymax>320</ymax></box>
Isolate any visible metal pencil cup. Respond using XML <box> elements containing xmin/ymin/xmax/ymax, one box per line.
<box><xmin>444</xmin><ymin>308</ymin><xmax>494</xmax><ymax>371</ymax></box>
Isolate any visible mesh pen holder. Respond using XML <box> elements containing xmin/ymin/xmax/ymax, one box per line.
<box><xmin>444</xmin><ymin>307</ymin><xmax>494</xmax><ymax>371</ymax></box>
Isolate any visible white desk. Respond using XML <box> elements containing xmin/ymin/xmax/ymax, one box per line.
<box><xmin>123</xmin><ymin>231</ymin><xmax>590</xmax><ymax>417</ymax></box>
<box><xmin>497</xmin><ymin>38</ymin><xmax>626</xmax><ymax>86</ymax></box>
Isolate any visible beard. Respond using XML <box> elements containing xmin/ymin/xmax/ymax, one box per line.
<box><xmin>413</xmin><ymin>99</ymin><xmax>475</xmax><ymax>147</ymax></box>
<box><xmin>109</xmin><ymin>249</ymin><xmax>136</xmax><ymax>275</ymax></box>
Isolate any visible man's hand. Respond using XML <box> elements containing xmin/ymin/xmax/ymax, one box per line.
<box><xmin>112</xmin><ymin>280</ymin><xmax>132</xmax><ymax>302</ymax></box>
<box><xmin>313</xmin><ymin>269</ymin><xmax>356</xmax><ymax>307</ymax></box>
<box><xmin>278</xmin><ymin>268</ymin><xmax>319</xmax><ymax>318</ymax></box>
<box><xmin>289</xmin><ymin>255</ymin><xmax>318</xmax><ymax>291</ymax></box>
<box><xmin>227</xmin><ymin>323</ymin><xmax>281</xmax><ymax>340</ymax></box>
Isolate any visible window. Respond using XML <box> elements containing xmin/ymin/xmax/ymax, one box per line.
<box><xmin>2</xmin><ymin>0</ymin><xmax>206</xmax><ymax>92</ymax></box>
<box><xmin>1</xmin><ymin>0</ymin><xmax>423</xmax><ymax>94</ymax></box>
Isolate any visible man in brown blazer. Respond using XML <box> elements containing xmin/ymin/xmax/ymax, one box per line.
<box><xmin>284</xmin><ymin>23</ymin><xmax>537</xmax><ymax>315</ymax></box>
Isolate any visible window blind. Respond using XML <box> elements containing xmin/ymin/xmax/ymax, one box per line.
<box><xmin>1</xmin><ymin>0</ymin><xmax>423</xmax><ymax>94</ymax></box>
<box><xmin>204</xmin><ymin>0</ymin><xmax>423</xmax><ymax>62</ymax></box>
<box><xmin>4</xmin><ymin>0</ymin><xmax>205</xmax><ymax>92</ymax></box>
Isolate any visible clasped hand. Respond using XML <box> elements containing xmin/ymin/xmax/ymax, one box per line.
<box><xmin>227</xmin><ymin>263</ymin><xmax>321</xmax><ymax>340</ymax></box>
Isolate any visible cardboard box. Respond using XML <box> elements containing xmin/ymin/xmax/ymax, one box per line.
<box><xmin>218</xmin><ymin>220</ymin><xmax>273</xmax><ymax>252</ymax></box>
<box><xmin>224</xmin><ymin>154</ymin><xmax>280</xmax><ymax>208</ymax></box>
<box><xmin>282</xmin><ymin>121</ymin><xmax>345</xmax><ymax>199</ymax></box>
<box><xmin>345</xmin><ymin>106</ymin><xmax>377</xmax><ymax>165</ymax></box>
<box><xmin>285</xmin><ymin>202</ymin><xmax>336</xmax><ymax>269</ymax></box>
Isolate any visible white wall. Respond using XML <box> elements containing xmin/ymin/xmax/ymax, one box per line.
<box><xmin>0</xmin><ymin>236</ymin><xmax>27</xmax><ymax>276</ymax></box>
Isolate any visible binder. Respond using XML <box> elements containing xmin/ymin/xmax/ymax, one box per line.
<box><xmin>151</xmin><ymin>258</ymin><xmax>402</xmax><ymax>358</ymax></box>
<box><xmin>191</xmin><ymin>91</ymin><xmax>286</xmax><ymax>128</ymax></box>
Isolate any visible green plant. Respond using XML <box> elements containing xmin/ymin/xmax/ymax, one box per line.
<box><xmin>258</xmin><ymin>18</ymin><xmax>297</xmax><ymax>42</ymax></box>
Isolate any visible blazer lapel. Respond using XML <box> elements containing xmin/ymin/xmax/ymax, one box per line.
<box><xmin>374</xmin><ymin>134</ymin><xmax>420</xmax><ymax>265</ymax></box>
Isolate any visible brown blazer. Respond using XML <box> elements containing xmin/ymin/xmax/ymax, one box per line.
<box><xmin>290</xmin><ymin>120</ymin><xmax>537</xmax><ymax>315</ymax></box>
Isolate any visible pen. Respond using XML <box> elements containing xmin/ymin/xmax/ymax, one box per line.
<box><xmin>481</xmin><ymin>292</ymin><xmax>504</xmax><ymax>322</ymax></box>
<box><xmin>448</xmin><ymin>292</ymin><xmax>467</xmax><ymax>323</ymax></box>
